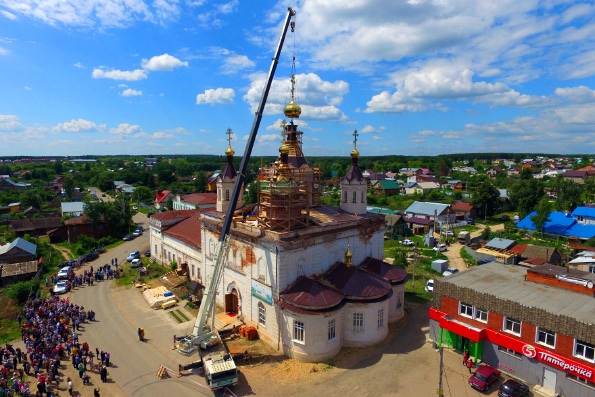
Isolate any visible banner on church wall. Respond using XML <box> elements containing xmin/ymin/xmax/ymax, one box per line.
<box><xmin>251</xmin><ymin>279</ymin><xmax>272</xmax><ymax>305</ymax></box>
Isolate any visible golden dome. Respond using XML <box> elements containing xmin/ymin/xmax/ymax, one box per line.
<box><xmin>344</xmin><ymin>237</ymin><xmax>353</xmax><ymax>266</ymax></box>
<box><xmin>225</xmin><ymin>144</ymin><xmax>235</xmax><ymax>156</ymax></box>
<box><xmin>351</xmin><ymin>147</ymin><xmax>359</xmax><ymax>158</ymax></box>
<box><xmin>284</xmin><ymin>99</ymin><xmax>301</xmax><ymax>119</ymax></box>
<box><xmin>279</xmin><ymin>142</ymin><xmax>290</xmax><ymax>155</ymax></box>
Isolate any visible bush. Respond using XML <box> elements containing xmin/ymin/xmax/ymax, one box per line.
<box><xmin>170</xmin><ymin>261</ymin><xmax>177</xmax><ymax>271</ymax></box>
<box><xmin>78</xmin><ymin>235</ymin><xmax>98</xmax><ymax>252</ymax></box>
<box><xmin>98</xmin><ymin>236</ymin><xmax>118</xmax><ymax>246</ymax></box>
<box><xmin>5</xmin><ymin>280</ymin><xmax>40</xmax><ymax>303</ymax></box>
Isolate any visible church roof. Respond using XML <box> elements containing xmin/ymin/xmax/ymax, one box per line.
<box><xmin>344</xmin><ymin>163</ymin><xmax>363</xmax><ymax>182</ymax></box>
<box><xmin>321</xmin><ymin>262</ymin><xmax>391</xmax><ymax>300</ymax></box>
<box><xmin>280</xmin><ymin>276</ymin><xmax>343</xmax><ymax>310</ymax></box>
<box><xmin>360</xmin><ymin>257</ymin><xmax>408</xmax><ymax>285</ymax></box>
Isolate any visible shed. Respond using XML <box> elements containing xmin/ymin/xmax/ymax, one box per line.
<box><xmin>431</xmin><ymin>259</ymin><xmax>449</xmax><ymax>273</ymax></box>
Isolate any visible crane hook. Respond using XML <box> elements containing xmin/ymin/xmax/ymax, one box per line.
<box><xmin>291</xmin><ymin>21</ymin><xmax>295</xmax><ymax>32</ymax></box>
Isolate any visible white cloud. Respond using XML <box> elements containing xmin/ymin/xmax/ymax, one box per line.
<box><xmin>265</xmin><ymin>118</ymin><xmax>321</xmax><ymax>132</ymax></box>
<box><xmin>555</xmin><ymin>86</ymin><xmax>595</xmax><ymax>103</ymax></box>
<box><xmin>92</xmin><ymin>68</ymin><xmax>147</xmax><ymax>81</ymax></box>
<box><xmin>360</xmin><ymin>125</ymin><xmax>385</xmax><ymax>134</ymax></box>
<box><xmin>221</xmin><ymin>55</ymin><xmax>254</xmax><ymax>74</ymax></box>
<box><xmin>53</xmin><ymin>119</ymin><xmax>106</xmax><ymax>133</ymax></box>
<box><xmin>121</xmin><ymin>88</ymin><xmax>142</xmax><ymax>96</ymax></box>
<box><xmin>0</xmin><ymin>115</ymin><xmax>24</xmax><ymax>131</ymax></box>
<box><xmin>141</xmin><ymin>54</ymin><xmax>188</xmax><ymax>71</ymax></box>
<box><xmin>216</xmin><ymin>0</ymin><xmax>237</xmax><ymax>14</ymax></box>
<box><xmin>152</xmin><ymin>0</ymin><xmax>181</xmax><ymax>23</ymax></box>
<box><xmin>0</xmin><ymin>46</ymin><xmax>8</xmax><ymax>56</ymax></box>
<box><xmin>118</xmin><ymin>84</ymin><xmax>128</xmax><ymax>88</ymax></box>
<box><xmin>73</xmin><ymin>62</ymin><xmax>84</xmax><ymax>69</ymax></box>
<box><xmin>150</xmin><ymin>131</ymin><xmax>173</xmax><ymax>139</ymax></box>
<box><xmin>1</xmin><ymin>10</ymin><xmax>17</xmax><ymax>20</ymax></box>
<box><xmin>109</xmin><ymin>123</ymin><xmax>142</xmax><ymax>135</ymax></box>
<box><xmin>24</xmin><ymin>86</ymin><xmax>31</xmax><ymax>90</ymax></box>
<box><xmin>244</xmin><ymin>72</ymin><xmax>350</xmax><ymax>122</ymax></box>
<box><xmin>196</xmin><ymin>88</ymin><xmax>235</xmax><ymax>105</ymax></box>
<box><xmin>197</xmin><ymin>0</ymin><xmax>237</xmax><ymax>27</ymax></box>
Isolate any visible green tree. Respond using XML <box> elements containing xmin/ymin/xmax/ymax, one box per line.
<box><xmin>63</xmin><ymin>176</ymin><xmax>74</xmax><ymax>200</ymax></box>
<box><xmin>553</xmin><ymin>176</ymin><xmax>583</xmax><ymax>212</ymax></box>
<box><xmin>508</xmin><ymin>178</ymin><xmax>544</xmax><ymax>218</ymax></box>
<box><xmin>481</xmin><ymin>225</ymin><xmax>492</xmax><ymax>240</ymax></box>
<box><xmin>519</xmin><ymin>167</ymin><xmax>533</xmax><ymax>180</ymax></box>
<box><xmin>471</xmin><ymin>181</ymin><xmax>500</xmax><ymax>219</ymax></box>
<box><xmin>246</xmin><ymin>181</ymin><xmax>258</xmax><ymax>205</ymax></box>
<box><xmin>20</xmin><ymin>190</ymin><xmax>43</xmax><ymax>209</ymax></box>
<box><xmin>531</xmin><ymin>198</ymin><xmax>552</xmax><ymax>237</ymax></box>
<box><xmin>193</xmin><ymin>171</ymin><xmax>208</xmax><ymax>193</ymax></box>
<box><xmin>132</xmin><ymin>186</ymin><xmax>152</xmax><ymax>204</ymax></box>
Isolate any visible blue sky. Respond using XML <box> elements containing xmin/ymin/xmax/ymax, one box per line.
<box><xmin>1</xmin><ymin>0</ymin><xmax>595</xmax><ymax>157</ymax></box>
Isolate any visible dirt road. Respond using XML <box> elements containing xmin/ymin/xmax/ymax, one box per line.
<box><xmin>442</xmin><ymin>223</ymin><xmax>505</xmax><ymax>272</ymax></box>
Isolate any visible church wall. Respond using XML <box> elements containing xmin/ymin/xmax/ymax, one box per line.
<box><xmin>388</xmin><ymin>285</ymin><xmax>405</xmax><ymax>323</ymax></box>
<box><xmin>343</xmin><ymin>299</ymin><xmax>389</xmax><ymax>348</ymax></box>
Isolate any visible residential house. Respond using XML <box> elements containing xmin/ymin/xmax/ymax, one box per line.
<box><xmin>430</xmin><ymin>263</ymin><xmax>595</xmax><ymax>397</ymax></box>
<box><xmin>507</xmin><ymin>166</ymin><xmax>521</xmax><ymax>176</ymax></box>
<box><xmin>10</xmin><ymin>217</ymin><xmax>63</xmax><ymax>238</ymax></box>
<box><xmin>366</xmin><ymin>172</ymin><xmax>387</xmax><ymax>186</ymax></box>
<box><xmin>486</xmin><ymin>166</ymin><xmax>504</xmax><ymax>178</ymax></box>
<box><xmin>452</xmin><ymin>201</ymin><xmax>476</xmax><ymax>220</ymax></box>
<box><xmin>63</xmin><ymin>215</ymin><xmax>110</xmax><ymax>243</ymax></box>
<box><xmin>384</xmin><ymin>172</ymin><xmax>398</xmax><ymax>179</ymax></box>
<box><xmin>512</xmin><ymin>243</ymin><xmax>562</xmax><ymax>266</ymax></box>
<box><xmin>172</xmin><ymin>193</ymin><xmax>217</xmax><ymax>210</ymax></box>
<box><xmin>61</xmin><ymin>202</ymin><xmax>85</xmax><ymax>217</ymax></box>
<box><xmin>155</xmin><ymin>190</ymin><xmax>174</xmax><ymax>209</ymax></box>
<box><xmin>576</xmin><ymin>164</ymin><xmax>595</xmax><ymax>172</ymax></box>
<box><xmin>371</xmin><ymin>180</ymin><xmax>400</xmax><ymax>196</ymax></box>
<box><xmin>517</xmin><ymin>208</ymin><xmax>595</xmax><ymax>240</ymax></box>
<box><xmin>399</xmin><ymin>168</ymin><xmax>419</xmax><ymax>176</ymax></box>
<box><xmin>404</xmin><ymin>201</ymin><xmax>455</xmax><ymax>224</ymax></box>
<box><xmin>475</xmin><ymin>238</ymin><xmax>519</xmax><ymax>264</ymax></box>
<box><xmin>8</xmin><ymin>203</ymin><xmax>21</xmax><ymax>213</ymax></box>
<box><xmin>0</xmin><ymin>177</ymin><xmax>30</xmax><ymax>191</ymax></box>
<box><xmin>0</xmin><ymin>238</ymin><xmax>37</xmax><ymax>264</ymax></box>
<box><xmin>384</xmin><ymin>214</ymin><xmax>407</xmax><ymax>237</ymax></box>
<box><xmin>564</xmin><ymin>170</ymin><xmax>589</xmax><ymax>184</ymax></box>
<box><xmin>206</xmin><ymin>171</ymin><xmax>220</xmax><ymax>192</ymax></box>
<box><xmin>404</xmin><ymin>182</ymin><xmax>440</xmax><ymax>195</ymax></box>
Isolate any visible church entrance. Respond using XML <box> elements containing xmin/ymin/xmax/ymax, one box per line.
<box><xmin>225</xmin><ymin>288</ymin><xmax>239</xmax><ymax>314</ymax></box>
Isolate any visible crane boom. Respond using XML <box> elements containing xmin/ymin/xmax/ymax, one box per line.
<box><xmin>177</xmin><ymin>8</ymin><xmax>296</xmax><ymax>363</ymax></box>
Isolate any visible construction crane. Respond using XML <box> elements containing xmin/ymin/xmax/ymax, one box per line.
<box><xmin>175</xmin><ymin>7</ymin><xmax>296</xmax><ymax>391</ymax></box>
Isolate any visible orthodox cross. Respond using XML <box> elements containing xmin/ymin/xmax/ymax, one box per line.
<box><xmin>281</xmin><ymin>120</ymin><xmax>288</xmax><ymax>142</ymax></box>
<box><xmin>353</xmin><ymin>129</ymin><xmax>358</xmax><ymax>149</ymax></box>
<box><xmin>226</xmin><ymin>127</ymin><xmax>233</xmax><ymax>145</ymax></box>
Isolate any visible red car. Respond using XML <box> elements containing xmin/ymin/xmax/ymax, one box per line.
<box><xmin>469</xmin><ymin>365</ymin><xmax>501</xmax><ymax>392</ymax></box>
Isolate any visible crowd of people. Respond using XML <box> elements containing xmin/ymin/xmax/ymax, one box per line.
<box><xmin>0</xmin><ymin>287</ymin><xmax>112</xmax><ymax>396</ymax></box>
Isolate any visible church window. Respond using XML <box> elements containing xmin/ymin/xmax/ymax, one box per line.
<box><xmin>378</xmin><ymin>309</ymin><xmax>384</xmax><ymax>328</ymax></box>
<box><xmin>397</xmin><ymin>293</ymin><xmax>403</xmax><ymax>309</ymax></box>
<box><xmin>361</xmin><ymin>191</ymin><xmax>365</xmax><ymax>203</ymax></box>
<box><xmin>257</xmin><ymin>258</ymin><xmax>265</xmax><ymax>282</ymax></box>
<box><xmin>352</xmin><ymin>191</ymin><xmax>357</xmax><ymax>203</ymax></box>
<box><xmin>353</xmin><ymin>313</ymin><xmax>364</xmax><ymax>332</ymax></box>
<box><xmin>293</xmin><ymin>320</ymin><xmax>304</xmax><ymax>343</ymax></box>
<box><xmin>297</xmin><ymin>260</ymin><xmax>307</xmax><ymax>277</ymax></box>
<box><xmin>343</xmin><ymin>191</ymin><xmax>347</xmax><ymax>203</ymax></box>
<box><xmin>225</xmin><ymin>190</ymin><xmax>230</xmax><ymax>201</ymax></box>
<box><xmin>328</xmin><ymin>319</ymin><xmax>336</xmax><ymax>341</ymax></box>
<box><xmin>258</xmin><ymin>302</ymin><xmax>266</xmax><ymax>326</ymax></box>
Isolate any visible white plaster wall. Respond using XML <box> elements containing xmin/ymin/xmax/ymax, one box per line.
<box><xmin>340</xmin><ymin>180</ymin><xmax>367</xmax><ymax>215</ymax></box>
<box><xmin>388</xmin><ymin>285</ymin><xmax>405</xmax><ymax>323</ymax></box>
<box><xmin>281</xmin><ymin>309</ymin><xmax>343</xmax><ymax>363</ymax></box>
<box><xmin>343</xmin><ymin>299</ymin><xmax>389</xmax><ymax>348</ymax></box>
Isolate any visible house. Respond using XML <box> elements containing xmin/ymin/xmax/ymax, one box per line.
<box><xmin>564</xmin><ymin>170</ymin><xmax>589</xmax><ymax>184</ymax></box>
<box><xmin>576</xmin><ymin>164</ymin><xmax>595</xmax><ymax>172</ymax></box>
<box><xmin>404</xmin><ymin>182</ymin><xmax>440</xmax><ymax>195</ymax></box>
<box><xmin>507</xmin><ymin>166</ymin><xmax>521</xmax><ymax>176</ymax></box>
<box><xmin>206</xmin><ymin>171</ymin><xmax>220</xmax><ymax>192</ymax></box>
<box><xmin>61</xmin><ymin>202</ymin><xmax>85</xmax><ymax>217</ymax></box>
<box><xmin>172</xmin><ymin>193</ymin><xmax>217</xmax><ymax>210</ymax></box>
<box><xmin>486</xmin><ymin>166</ymin><xmax>504</xmax><ymax>178</ymax></box>
<box><xmin>154</xmin><ymin>190</ymin><xmax>174</xmax><ymax>209</ymax></box>
<box><xmin>0</xmin><ymin>259</ymin><xmax>39</xmax><ymax>285</ymax></box>
<box><xmin>403</xmin><ymin>217</ymin><xmax>434</xmax><ymax>234</ymax></box>
<box><xmin>453</xmin><ymin>181</ymin><xmax>467</xmax><ymax>191</ymax></box>
<box><xmin>10</xmin><ymin>217</ymin><xmax>63</xmax><ymax>238</ymax></box>
<box><xmin>8</xmin><ymin>202</ymin><xmax>21</xmax><ymax>213</ymax></box>
<box><xmin>371</xmin><ymin>180</ymin><xmax>400</xmax><ymax>195</ymax></box>
<box><xmin>517</xmin><ymin>208</ymin><xmax>595</xmax><ymax>240</ymax></box>
<box><xmin>0</xmin><ymin>177</ymin><xmax>30</xmax><ymax>191</ymax></box>
<box><xmin>452</xmin><ymin>201</ymin><xmax>476</xmax><ymax>220</ymax></box>
<box><xmin>366</xmin><ymin>172</ymin><xmax>387</xmax><ymax>186</ymax></box>
<box><xmin>430</xmin><ymin>263</ymin><xmax>595</xmax><ymax>396</ymax></box>
<box><xmin>404</xmin><ymin>201</ymin><xmax>455</xmax><ymax>224</ymax></box>
<box><xmin>0</xmin><ymin>238</ymin><xmax>37</xmax><ymax>264</ymax></box>
<box><xmin>475</xmin><ymin>238</ymin><xmax>519</xmax><ymax>264</ymax></box>
<box><xmin>63</xmin><ymin>215</ymin><xmax>110</xmax><ymax>243</ymax></box>
<box><xmin>399</xmin><ymin>168</ymin><xmax>419</xmax><ymax>176</ymax></box>
<box><xmin>384</xmin><ymin>214</ymin><xmax>407</xmax><ymax>237</ymax></box>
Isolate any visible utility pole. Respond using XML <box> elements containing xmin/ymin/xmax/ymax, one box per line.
<box><xmin>411</xmin><ymin>246</ymin><xmax>415</xmax><ymax>293</ymax></box>
<box><xmin>437</xmin><ymin>327</ymin><xmax>444</xmax><ymax>395</ymax></box>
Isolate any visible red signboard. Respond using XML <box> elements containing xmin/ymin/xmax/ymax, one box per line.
<box><xmin>485</xmin><ymin>329</ymin><xmax>594</xmax><ymax>382</ymax></box>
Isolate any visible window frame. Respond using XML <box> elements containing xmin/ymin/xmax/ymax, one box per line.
<box><xmin>589</xmin><ymin>265</ymin><xmax>595</xmax><ymax>274</ymax></box>
<box><xmin>503</xmin><ymin>316</ymin><xmax>522</xmax><ymax>336</ymax></box>
<box><xmin>293</xmin><ymin>320</ymin><xmax>305</xmax><ymax>343</ymax></box>
<box><xmin>535</xmin><ymin>327</ymin><xmax>556</xmax><ymax>349</ymax></box>
<box><xmin>328</xmin><ymin>319</ymin><xmax>336</xmax><ymax>342</ymax></box>
<box><xmin>258</xmin><ymin>302</ymin><xmax>266</xmax><ymax>326</ymax></box>
<box><xmin>377</xmin><ymin>309</ymin><xmax>384</xmax><ymax>329</ymax></box>
<box><xmin>574</xmin><ymin>339</ymin><xmax>595</xmax><ymax>363</ymax></box>
<box><xmin>473</xmin><ymin>307</ymin><xmax>488</xmax><ymax>323</ymax></box>
<box><xmin>459</xmin><ymin>302</ymin><xmax>474</xmax><ymax>318</ymax></box>
<box><xmin>353</xmin><ymin>312</ymin><xmax>364</xmax><ymax>333</ymax></box>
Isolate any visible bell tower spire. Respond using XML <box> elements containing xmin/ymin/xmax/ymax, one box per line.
<box><xmin>217</xmin><ymin>128</ymin><xmax>243</xmax><ymax>212</ymax></box>
<box><xmin>340</xmin><ymin>129</ymin><xmax>367</xmax><ymax>215</ymax></box>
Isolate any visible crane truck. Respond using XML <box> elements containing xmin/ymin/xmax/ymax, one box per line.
<box><xmin>175</xmin><ymin>7</ymin><xmax>296</xmax><ymax>391</ymax></box>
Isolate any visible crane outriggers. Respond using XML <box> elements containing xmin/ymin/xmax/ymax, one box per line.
<box><xmin>175</xmin><ymin>7</ymin><xmax>296</xmax><ymax>391</ymax></box>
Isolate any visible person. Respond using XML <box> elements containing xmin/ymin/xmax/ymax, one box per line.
<box><xmin>100</xmin><ymin>365</ymin><xmax>107</xmax><ymax>383</ymax></box>
<box><xmin>467</xmin><ymin>358</ymin><xmax>474</xmax><ymax>373</ymax></box>
<box><xmin>138</xmin><ymin>328</ymin><xmax>143</xmax><ymax>341</ymax></box>
<box><xmin>462</xmin><ymin>350</ymin><xmax>469</xmax><ymax>366</ymax></box>
<box><xmin>67</xmin><ymin>377</ymin><xmax>73</xmax><ymax>396</ymax></box>
<box><xmin>94</xmin><ymin>388</ymin><xmax>100</xmax><ymax>397</ymax></box>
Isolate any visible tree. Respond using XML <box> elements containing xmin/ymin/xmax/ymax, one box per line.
<box><xmin>246</xmin><ymin>181</ymin><xmax>258</xmax><ymax>205</ymax></box>
<box><xmin>508</xmin><ymin>178</ymin><xmax>544</xmax><ymax>218</ymax></box>
<box><xmin>53</xmin><ymin>161</ymin><xmax>63</xmax><ymax>174</ymax></box>
<box><xmin>193</xmin><ymin>171</ymin><xmax>207</xmax><ymax>193</ymax></box>
<box><xmin>519</xmin><ymin>167</ymin><xmax>533</xmax><ymax>180</ymax></box>
<box><xmin>63</xmin><ymin>176</ymin><xmax>74</xmax><ymax>200</ymax></box>
<box><xmin>132</xmin><ymin>186</ymin><xmax>152</xmax><ymax>204</ymax></box>
<box><xmin>95</xmin><ymin>173</ymin><xmax>114</xmax><ymax>192</ymax></box>
<box><xmin>531</xmin><ymin>198</ymin><xmax>552</xmax><ymax>237</ymax></box>
<box><xmin>553</xmin><ymin>176</ymin><xmax>583</xmax><ymax>212</ymax></box>
<box><xmin>20</xmin><ymin>190</ymin><xmax>43</xmax><ymax>210</ymax></box>
<box><xmin>481</xmin><ymin>226</ymin><xmax>492</xmax><ymax>240</ymax></box>
<box><xmin>471</xmin><ymin>181</ymin><xmax>500</xmax><ymax>219</ymax></box>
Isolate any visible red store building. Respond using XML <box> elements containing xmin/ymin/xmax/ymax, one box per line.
<box><xmin>430</xmin><ymin>262</ymin><xmax>595</xmax><ymax>396</ymax></box>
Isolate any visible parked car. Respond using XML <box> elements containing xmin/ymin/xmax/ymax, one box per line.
<box><xmin>101</xmin><ymin>193</ymin><xmax>106</xmax><ymax>197</ymax></box>
<box><xmin>433</xmin><ymin>244</ymin><xmax>447</xmax><ymax>252</ymax></box>
<box><xmin>442</xmin><ymin>267</ymin><xmax>460</xmax><ymax>277</ymax></box>
<box><xmin>400</xmin><ymin>239</ymin><xmax>415</xmax><ymax>246</ymax></box>
<box><xmin>469</xmin><ymin>365</ymin><xmax>501</xmax><ymax>392</ymax></box>
<box><xmin>127</xmin><ymin>251</ymin><xmax>140</xmax><ymax>262</ymax></box>
<box><xmin>133</xmin><ymin>227</ymin><xmax>143</xmax><ymax>237</ymax></box>
<box><xmin>132</xmin><ymin>206</ymin><xmax>138</xmax><ymax>210</ymax></box>
<box><xmin>123</xmin><ymin>234</ymin><xmax>134</xmax><ymax>241</ymax></box>
<box><xmin>477</xmin><ymin>259</ymin><xmax>491</xmax><ymax>265</ymax></box>
<box><xmin>144</xmin><ymin>250</ymin><xmax>151</xmax><ymax>257</ymax></box>
<box><xmin>500</xmin><ymin>215</ymin><xmax>510</xmax><ymax>221</ymax></box>
<box><xmin>466</xmin><ymin>219</ymin><xmax>475</xmax><ymax>225</ymax></box>
<box><xmin>442</xmin><ymin>230</ymin><xmax>454</xmax><ymax>236</ymax></box>
<box><xmin>53</xmin><ymin>281</ymin><xmax>69</xmax><ymax>295</ymax></box>
<box><xmin>425</xmin><ymin>279</ymin><xmax>434</xmax><ymax>293</ymax></box>
<box><xmin>57</xmin><ymin>269</ymin><xmax>70</xmax><ymax>280</ymax></box>
<box><xmin>147</xmin><ymin>212</ymin><xmax>154</xmax><ymax>218</ymax></box>
<box><xmin>131</xmin><ymin>258</ymin><xmax>142</xmax><ymax>268</ymax></box>
<box><xmin>498</xmin><ymin>379</ymin><xmax>529</xmax><ymax>397</ymax></box>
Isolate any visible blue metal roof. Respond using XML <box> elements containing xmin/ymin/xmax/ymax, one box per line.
<box><xmin>486</xmin><ymin>238</ymin><xmax>516</xmax><ymax>250</ymax></box>
<box><xmin>0</xmin><ymin>237</ymin><xmax>37</xmax><ymax>256</ymax></box>
<box><xmin>405</xmin><ymin>201</ymin><xmax>450</xmax><ymax>216</ymax></box>
<box><xmin>571</xmin><ymin>207</ymin><xmax>595</xmax><ymax>218</ymax></box>
<box><xmin>517</xmin><ymin>211</ymin><xmax>595</xmax><ymax>239</ymax></box>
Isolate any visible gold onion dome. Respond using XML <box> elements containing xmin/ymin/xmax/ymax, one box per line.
<box><xmin>351</xmin><ymin>147</ymin><xmax>359</xmax><ymax>158</ymax></box>
<box><xmin>279</xmin><ymin>142</ymin><xmax>290</xmax><ymax>155</ymax></box>
<box><xmin>284</xmin><ymin>98</ymin><xmax>301</xmax><ymax>119</ymax></box>
<box><xmin>344</xmin><ymin>238</ymin><xmax>353</xmax><ymax>266</ymax></box>
<box><xmin>225</xmin><ymin>144</ymin><xmax>235</xmax><ymax>156</ymax></box>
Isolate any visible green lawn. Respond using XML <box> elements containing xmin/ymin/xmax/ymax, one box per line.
<box><xmin>115</xmin><ymin>257</ymin><xmax>170</xmax><ymax>287</ymax></box>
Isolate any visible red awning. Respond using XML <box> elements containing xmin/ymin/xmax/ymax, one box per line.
<box><xmin>429</xmin><ymin>308</ymin><xmax>486</xmax><ymax>343</ymax></box>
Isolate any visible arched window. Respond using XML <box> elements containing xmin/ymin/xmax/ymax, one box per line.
<box><xmin>217</xmin><ymin>188</ymin><xmax>221</xmax><ymax>201</ymax></box>
<box><xmin>343</xmin><ymin>191</ymin><xmax>347</xmax><ymax>203</ymax></box>
<box><xmin>225</xmin><ymin>190</ymin><xmax>230</xmax><ymax>201</ymax></box>
<box><xmin>297</xmin><ymin>260</ymin><xmax>307</xmax><ymax>277</ymax></box>
<box><xmin>361</xmin><ymin>191</ymin><xmax>365</xmax><ymax>203</ymax></box>
<box><xmin>257</xmin><ymin>258</ymin><xmax>265</xmax><ymax>281</ymax></box>
<box><xmin>258</xmin><ymin>302</ymin><xmax>266</xmax><ymax>326</ymax></box>
<box><xmin>352</xmin><ymin>191</ymin><xmax>357</xmax><ymax>203</ymax></box>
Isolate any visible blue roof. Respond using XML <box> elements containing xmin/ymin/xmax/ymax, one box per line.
<box><xmin>571</xmin><ymin>207</ymin><xmax>595</xmax><ymax>218</ymax></box>
<box><xmin>0</xmin><ymin>237</ymin><xmax>37</xmax><ymax>256</ymax></box>
<box><xmin>517</xmin><ymin>211</ymin><xmax>595</xmax><ymax>239</ymax></box>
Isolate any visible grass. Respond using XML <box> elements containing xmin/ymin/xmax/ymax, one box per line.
<box><xmin>460</xmin><ymin>246</ymin><xmax>476</xmax><ymax>267</ymax></box>
<box><xmin>174</xmin><ymin>309</ymin><xmax>190</xmax><ymax>322</ymax></box>
<box><xmin>115</xmin><ymin>257</ymin><xmax>170</xmax><ymax>287</ymax></box>
<box><xmin>169</xmin><ymin>311</ymin><xmax>184</xmax><ymax>323</ymax></box>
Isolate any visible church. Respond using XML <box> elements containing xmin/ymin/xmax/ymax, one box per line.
<box><xmin>195</xmin><ymin>76</ymin><xmax>408</xmax><ymax>362</ymax></box>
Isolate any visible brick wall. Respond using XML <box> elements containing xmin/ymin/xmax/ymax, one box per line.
<box><xmin>527</xmin><ymin>271</ymin><xmax>595</xmax><ymax>296</ymax></box>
